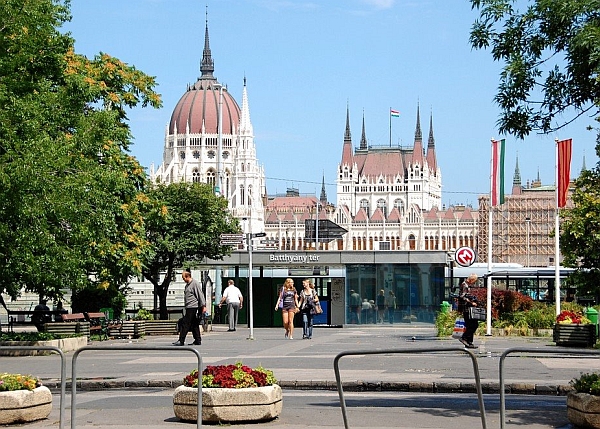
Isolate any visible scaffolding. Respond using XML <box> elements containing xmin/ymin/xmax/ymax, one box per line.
<box><xmin>477</xmin><ymin>191</ymin><xmax>561</xmax><ymax>267</ymax></box>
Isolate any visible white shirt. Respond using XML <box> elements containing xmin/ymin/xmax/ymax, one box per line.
<box><xmin>222</xmin><ymin>285</ymin><xmax>242</xmax><ymax>304</ymax></box>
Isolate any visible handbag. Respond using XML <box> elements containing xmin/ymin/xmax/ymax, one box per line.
<box><xmin>278</xmin><ymin>287</ymin><xmax>284</xmax><ymax>309</ymax></box>
<box><xmin>312</xmin><ymin>301</ymin><xmax>323</xmax><ymax>315</ymax></box>
<box><xmin>451</xmin><ymin>317</ymin><xmax>466</xmax><ymax>339</ymax></box>
<box><xmin>469</xmin><ymin>307</ymin><xmax>486</xmax><ymax>321</ymax></box>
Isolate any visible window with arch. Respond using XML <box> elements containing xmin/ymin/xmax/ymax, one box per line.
<box><xmin>240</xmin><ymin>185</ymin><xmax>245</xmax><ymax>205</ymax></box>
<box><xmin>393</xmin><ymin>198</ymin><xmax>405</xmax><ymax>213</ymax></box>
<box><xmin>192</xmin><ymin>168</ymin><xmax>201</xmax><ymax>183</ymax></box>
<box><xmin>408</xmin><ymin>234</ymin><xmax>416</xmax><ymax>250</ymax></box>
<box><xmin>206</xmin><ymin>169</ymin><xmax>216</xmax><ymax>187</ymax></box>
<box><xmin>377</xmin><ymin>199</ymin><xmax>387</xmax><ymax>218</ymax></box>
<box><xmin>247</xmin><ymin>185</ymin><xmax>253</xmax><ymax>205</ymax></box>
<box><xmin>360</xmin><ymin>199</ymin><xmax>370</xmax><ymax>217</ymax></box>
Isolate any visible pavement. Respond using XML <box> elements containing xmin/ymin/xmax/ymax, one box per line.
<box><xmin>1</xmin><ymin>323</ymin><xmax>597</xmax><ymax>428</ymax></box>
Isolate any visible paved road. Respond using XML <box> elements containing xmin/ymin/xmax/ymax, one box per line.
<box><xmin>2</xmin><ymin>324</ymin><xmax>594</xmax><ymax>428</ymax></box>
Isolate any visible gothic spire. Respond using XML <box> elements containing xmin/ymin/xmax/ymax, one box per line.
<box><xmin>427</xmin><ymin>111</ymin><xmax>435</xmax><ymax>149</ymax></box>
<box><xmin>320</xmin><ymin>172</ymin><xmax>327</xmax><ymax>204</ymax></box>
<box><xmin>200</xmin><ymin>8</ymin><xmax>215</xmax><ymax>79</ymax></box>
<box><xmin>513</xmin><ymin>153</ymin><xmax>521</xmax><ymax>186</ymax></box>
<box><xmin>239</xmin><ymin>75</ymin><xmax>253</xmax><ymax>136</ymax></box>
<box><xmin>359</xmin><ymin>110</ymin><xmax>367</xmax><ymax>149</ymax></box>
<box><xmin>344</xmin><ymin>102</ymin><xmax>351</xmax><ymax>142</ymax></box>
<box><xmin>414</xmin><ymin>103</ymin><xmax>422</xmax><ymax>142</ymax></box>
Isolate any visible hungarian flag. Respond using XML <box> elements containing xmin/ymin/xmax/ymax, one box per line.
<box><xmin>390</xmin><ymin>109</ymin><xmax>400</xmax><ymax>117</ymax></box>
<box><xmin>557</xmin><ymin>138</ymin><xmax>572</xmax><ymax>208</ymax></box>
<box><xmin>491</xmin><ymin>139</ymin><xmax>505</xmax><ymax>206</ymax></box>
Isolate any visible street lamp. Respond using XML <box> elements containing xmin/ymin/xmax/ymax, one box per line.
<box><xmin>525</xmin><ymin>216</ymin><xmax>531</xmax><ymax>267</ymax></box>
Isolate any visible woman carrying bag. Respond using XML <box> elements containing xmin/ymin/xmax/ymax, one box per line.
<box><xmin>299</xmin><ymin>279</ymin><xmax>319</xmax><ymax>339</ymax></box>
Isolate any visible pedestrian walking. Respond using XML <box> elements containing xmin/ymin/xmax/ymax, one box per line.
<box><xmin>385</xmin><ymin>291</ymin><xmax>396</xmax><ymax>324</ymax></box>
<box><xmin>376</xmin><ymin>289</ymin><xmax>386</xmax><ymax>323</ymax></box>
<box><xmin>274</xmin><ymin>278</ymin><xmax>299</xmax><ymax>339</ymax></box>
<box><xmin>457</xmin><ymin>273</ymin><xmax>479</xmax><ymax>349</ymax></box>
<box><xmin>173</xmin><ymin>271</ymin><xmax>205</xmax><ymax>346</ymax></box>
<box><xmin>299</xmin><ymin>278</ymin><xmax>319</xmax><ymax>339</ymax></box>
<box><xmin>218</xmin><ymin>279</ymin><xmax>243</xmax><ymax>331</ymax></box>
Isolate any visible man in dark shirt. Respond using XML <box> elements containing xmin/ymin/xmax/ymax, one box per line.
<box><xmin>173</xmin><ymin>271</ymin><xmax>206</xmax><ymax>346</ymax></box>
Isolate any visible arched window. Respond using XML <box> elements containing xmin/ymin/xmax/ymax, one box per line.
<box><xmin>408</xmin><ymin>234</ymin><xmax>416</xmax><ymax>250</ymax></box>
<box><xmin>377</xmin><ymin>199</ymin><xmax>387</xmax><ymax>218</ymax></box>
<box><xmin>360</xmin><ymin>199</ymin><xmax>370</xmax><ymax>217</ymax></box>
<box><xmin>192</xmin><ymin>168</ymin><xmax>201</xmax><ymax>183</ymax></box>
<box><xmin>206</xmin><ymin>169</ymin><xmax>216</xmax><ymax>187</ymax></box>
<box><xmin>240</xmin><ymin>185</ymin><xmax>245</xmax><ymax>206</ymax></box>
<box><xmin>394</xmin><ymin>198</ymin><xmax>405</xmax><ymax>214</ymax></box>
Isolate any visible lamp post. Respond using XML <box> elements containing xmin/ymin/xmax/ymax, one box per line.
<box><xmin>525</xmin><ymin>216</ymin><xmax>531</xmax><ymax>267</ymax></box>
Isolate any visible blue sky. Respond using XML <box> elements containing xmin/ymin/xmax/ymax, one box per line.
<box><xmin>63</xmin><ymin>0</ymin><xmax>598</xmax><ymax>208</ymax></box>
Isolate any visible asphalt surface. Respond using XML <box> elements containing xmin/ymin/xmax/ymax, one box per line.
<box><xmin>2</xmin><ymin>323</ymin><xmax>596</xmax><ymax>428</ymax></box>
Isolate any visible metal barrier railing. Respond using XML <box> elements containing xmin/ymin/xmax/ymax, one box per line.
<box><xmin>334</xmin><ymin>347</ymin><xmax>487</xmax><ymax>429</ymax></box>
<box><xmin>2</xmin><ymin>346</ymin><xmax>67</xmax><ymax>429</ymax></box>
<box><xmin>71</xmin><ymin>346</ymin><xmax>202</xmax><ymax>429</ymax></box>
<box><xmin>499</xmin><ymin>347</ymin><xmax>600</xmax><ymax>429</ymax></box>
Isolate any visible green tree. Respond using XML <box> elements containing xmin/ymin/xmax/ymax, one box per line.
<box><xmin>142</xmin><ymin>182</ymin><xmax>240</xmax><ymax>319</ymax></box>
<box><xmin>470</xmin><ymin>0</ymin><xmax>600</xmax><ymax>296</ymax></box>
<box><xmin>0</xmin><ymin>0</ymin><xmax>161</xmax><ymax>302</ymax></box>
<box><xmin>469</xmin><ymin>0</ymin><xmax>600</xmax><ymax>138</ymax></box>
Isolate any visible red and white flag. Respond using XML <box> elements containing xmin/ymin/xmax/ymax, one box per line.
<box><xmin>491</xmin><ymin>139</ymin><xmax>505</xmax><ymax>206</ymax></box>
<box><xmin>557</xmin><ymin>138</ymin><xmax>572</xmax><ymax>208</ymax></box>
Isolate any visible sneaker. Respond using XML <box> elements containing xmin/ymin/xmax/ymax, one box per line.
<box><xmin>284</xmin><ymin>332</ymin><xmax>288</xmax><ymax>339</ymax></box>
<box><xmin>466</xmin><ymin>343</ymin><xmax>477</xmax><ymax>349</ymax></box>
<box><xmin>289</xmin><ymin>336</ymin><xmax>293</xmax><ymax>340</ymax></box>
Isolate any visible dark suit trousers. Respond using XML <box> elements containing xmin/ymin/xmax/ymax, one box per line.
<box><xmin>179</xmin><ymin>307</ymin><xmax>201</xmax><ymax>343</ymax></box>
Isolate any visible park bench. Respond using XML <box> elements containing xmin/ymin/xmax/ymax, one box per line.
<box><xmin>44</xmin><ymin>313</ymin><xmax>90</xmax><ymax>337</ymax></box>
<box><xmin>84</xmin><ymin>312</ymin><xmax>113</xmax><ymax>340</ymax></box>
<box><xmin>145</xmin><ymin>319</ymin><xmax>179</xmax><ymax>335</ymax></box>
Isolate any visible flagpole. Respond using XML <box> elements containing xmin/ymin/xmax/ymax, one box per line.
<box><xmin>486</xmin><ymin>138</ymin><xmax>494</xmax><ymax>336</ymax></box>
<box><xmin>554</xmin><ymin>138</ymin><xmax>560</xmax><ymax>316</ymax></box>
<box><xmin>389</xmin><ymin>107</ymin><xmax>392</xmax><ymax>147</ymax></box>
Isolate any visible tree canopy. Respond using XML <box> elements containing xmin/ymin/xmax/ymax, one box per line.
<box><xmin>142</xmin><ymin>182</ymin><xmax>240</xmax><ymax>319</ymax></box>
<box><xmin>0</xmin><ymin>0</ymin><xmax>161</xmax><ymax>300</ymax></box>
<box><xmin>470</xmin><ymin>0</ymin><xmax>600</xmax><ymax>138</ymax></box>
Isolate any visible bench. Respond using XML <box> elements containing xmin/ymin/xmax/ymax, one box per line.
<box><xmin>85</xmin><ymin>312</ymin><xmax>112</xmax><ymax>340</ymax></box>
<box><xmin>44</xmin><ymin>313</ymin><xmax>89</xmax><ymax>337</ymax></box>
<box><xmin>108</xmin><ymin>320</ymin><xmax>145</xmax><ymax>339</ymax></box>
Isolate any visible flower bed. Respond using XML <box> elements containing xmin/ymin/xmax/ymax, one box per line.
<box><xmin>567</xmin><ymin>372</ymin><xmax>600</xmax><ymax>428</ymax></box>
<box><xmin>0</xmin><ymin>374</ymin><xmax>52</xmax><ymax>424</ymax></box>
<box><xmin>173</xmin><ymin>362</ymin><xmax>282</xmax><ymax>423</ymax></box>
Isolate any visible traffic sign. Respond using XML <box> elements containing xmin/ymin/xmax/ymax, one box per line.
<box><xmin>454</xmin><ymin>246</ymin><xmax>476</xmax><ymax>267</ymax></box>
<box><xmin>253</xmin><ymin>232</ymin><xmax>267</xmax><ymax>238</ymax></box>
<box><xmin>219</xmin><ymin>233</ymin><xmax>245</xmax><ymax>245</ymax></box>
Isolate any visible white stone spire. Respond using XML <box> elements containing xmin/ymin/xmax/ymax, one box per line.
<box><xmin>239</xmin><ymin>76</ymin><xmax>253</xmax><ymax>136</ymax></box>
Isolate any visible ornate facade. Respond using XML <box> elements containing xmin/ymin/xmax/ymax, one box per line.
<box><xmin>263</xmin><ymin>106</ymin><xmax>478</xmax><ymax>251</ymax></box>
<box><xmin>150</xmin><ymin>20</ymin><xmax>266</xmax><ymax>234</ymax></box>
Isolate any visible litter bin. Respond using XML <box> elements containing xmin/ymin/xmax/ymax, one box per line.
<box><xmin>440</xmin><ymin>301</ymin><xmax>451</xmax><ymax>314</ymax></box>
<box><xmin>100</xmin><ymin>307</ymin><xmax>114</xmax><ymax>320</ymax></box>
<box><xmin>585</xmin><ymin>307</ymin><xmax>598</xmax><ymax>337</ymax></box>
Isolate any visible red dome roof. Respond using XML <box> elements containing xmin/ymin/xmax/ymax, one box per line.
<box><xmin>169</xmin><ymin>78</ymin><xmax>240</xmax><ymax>135</ymax></box>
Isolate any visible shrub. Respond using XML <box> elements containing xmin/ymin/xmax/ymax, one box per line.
<box><xmin>0</xmin><ymin>373</ymin><xmax>41</xmax><ymax>391</ymax></box>
<box><xmin>435</xmin><ymin>310</ymin><xmax>460</xmax><ymax>336</ymax></box>
<box><xmin>183</xmin><ymin>362</ymin><xmax>277</xmax><ymax>389</ymax></box>
<box><xmin>571</xmin><ymin>373</ymin><xmax>600</xmax><ymax>395</ymax></box>
<box><xmin>0</xmin><ymin>332</ymin><xmax>58</xmax><ymax>341</ymax></box>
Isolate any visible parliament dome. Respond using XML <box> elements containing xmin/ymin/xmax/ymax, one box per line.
<box><xmin>168</xmin><ymin>24</ymin><xmax>240</xmax><ymax>135</ymax></box>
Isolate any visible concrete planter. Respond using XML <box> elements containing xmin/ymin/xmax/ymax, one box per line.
<box><xmin>553</xmin><ymin>323</ymin><xmax>597</xmax><ymax>347</ymax></box>
<box><xmin>173</xmin><ymin>384</ymin><xmax>282</xmax><ymax>423</ymax></box>
<box><xmin>0</xmin><ymin>386</ymin><xmax>52</xmax><ymax>424</ymax></box>
<box><xmin>567</xmin><ymin>392</ymin><xmax>600</xmax><ymax>428</ymax></box>
<box><xmin>0</xmin><ymin>336</ymin><xmax>87</xmax><ymax>356</ymax></box>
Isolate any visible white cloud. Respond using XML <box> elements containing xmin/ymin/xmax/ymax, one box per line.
<box><xmin>360</xmin><ymin>0</ymin><xmax>395</xmax><ymax>10</ymax></box>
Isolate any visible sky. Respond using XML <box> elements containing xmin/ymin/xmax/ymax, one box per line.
<box><xmin>63</xmin><ymin>0</ymin><xmax>598</xmax><ymax>208</ymax></box>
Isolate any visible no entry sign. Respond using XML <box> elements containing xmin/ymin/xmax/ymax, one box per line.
<box><xmin>454</xmin><ymin>246</ymin><xmax>476</xmax><ymax>267</ymax></box>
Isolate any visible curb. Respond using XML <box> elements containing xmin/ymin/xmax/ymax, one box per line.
<box><xmin>44</xmin><ymin>379</ymin><xmax>575</xmax><ymax>396</ymax></box>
